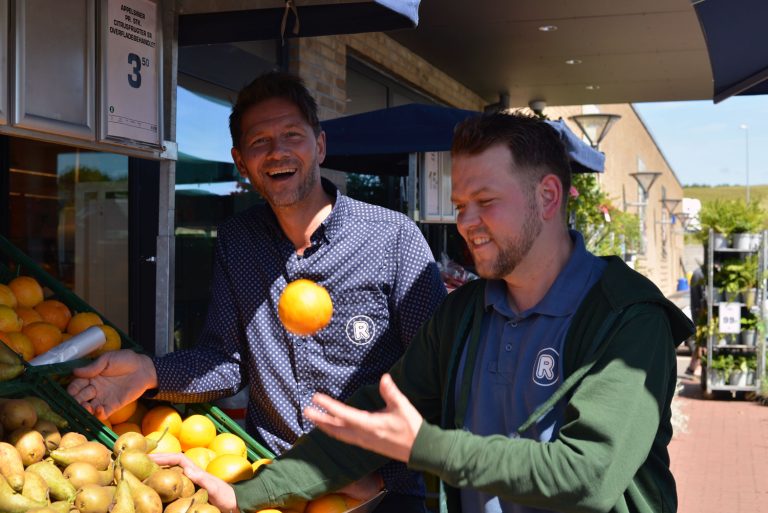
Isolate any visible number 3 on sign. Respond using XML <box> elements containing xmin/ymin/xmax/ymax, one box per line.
<box><xmin>128</xmin><ymin>53</ymin><xmax>142</xmax><ymax>88</ymax></box>
<box><xmin>718</xmin><ymin>302</ymin><xmax>741</xmax><ymax>334</ymax></box>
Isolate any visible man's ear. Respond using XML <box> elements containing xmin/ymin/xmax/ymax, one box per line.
<box><xmin>316</xmin><ymin>131</ymin><xmax>327</xmax><ymax>165</ymax></box>
<box><xmin>231</xmin><ymin>147</ymin><xmax>247</xmax><ymax>178</ymax></box>
<box><xmin>538</xmin><ymin>174</ymin><xmax>563</xmax><ymax>221</ymax></box>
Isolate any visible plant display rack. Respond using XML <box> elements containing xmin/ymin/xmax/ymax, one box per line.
<box><xmin>704</xmin><ymin>229</ymin><xmax>767</xmax><ymax>395</ymax></box>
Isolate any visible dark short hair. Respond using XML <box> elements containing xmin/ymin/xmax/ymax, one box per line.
<box><xmin>229</xmin><ymin>71</ymin><xmax>321</xmax><ymax>149</ymax></box>
<box><xmin>451</xmin><ymin>112</ymin><xmax>572</xmax><ymax>206</ymax></box>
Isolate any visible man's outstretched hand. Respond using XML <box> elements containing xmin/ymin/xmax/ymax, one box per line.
<box><xmin>67</xmin><ymin>349</ymin><xmax>157</xmax><ymax>420</ymax></box>
<box><xmin>304</xmin><ymin>374</ymin><xmax>423</xmax><ymax>463</ymax></box>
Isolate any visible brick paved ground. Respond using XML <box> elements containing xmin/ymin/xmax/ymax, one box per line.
<box><xmin>672</xmin><ymin>357</ymin><xmax>768</xmax><ymax>512</ymax></box>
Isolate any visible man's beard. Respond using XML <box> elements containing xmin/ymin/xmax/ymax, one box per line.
<box><xmin>476</xmin><ymin>200</ymin><xmax>542</xmax><ymax>280</ymax></box>
<box><xmin>257</xmin><ymin>157</ymin><xmax>320</xmax><ymax>208</ymax></box>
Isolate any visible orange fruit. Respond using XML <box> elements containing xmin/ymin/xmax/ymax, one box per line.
<box><xmin>22</xmin><ymin>321</ymin><xmax>62</xmax><ymax>356</ymax></box>
<box><xmin>0</xmin><ymin>305</ymin><xmax>22</xmax><ymax>333</ymax></box>
<box><xmin>0</xmin><ymin>331</ymin><xmax>12</xmax><ymax>348</ymax></box>
<box><xmin>179</xmin><ymin>414</ymin><xmax>217</xmax><ymax>451</ymax></box>
<box><xmin>278</xmin><ymin>279</ymin><xmax>333</xmax><ymax>336</ymax></box>
<box><xmin>184</xmin><ymin>446</ymin><xmax>217</xmax><ymax>470</ymax></box>
<box><xmin>305</xmin><ymin>494</ymin><xmax>350</xmax><ymax>513</ymax></box>
<box><xmin>141</xmin><ymin>405</ymin><xmax>183</xmax><ymax>437</ymax></box>
<box><xmin>112</xmin><ymin>422</ymin><xmax>142</xmax><ymax>435</ymax></box>
<box><xmin>14</xmin><ymin>306</ymin><xmax>43</xmax><ymax>327</ymax></box>
<box><xmin>126</xmin><ymin>401</ymin><xmax>148</xmax><ymax>426</ymax></box>
<box><xmin>5</xmin><ymin>332</ymin><xmax>34</xmax><ymax>361</ymax></box>
<box><xmin>208</xmin><ymin>432</ymin><xmax>247</xmax><ymax>458</ymax></box>
<box><xmin>67</xmin><ymin>312</ymin><xmax>104</xmax><ymax>336</ymax></box>
<box><xmin>146</xmin><ymin>430</ymin><xmax>182</xmax><ymax>453</ymax></box>
<box><xmin>108</xmin><ymin>400</ymin><xmax>138</xmax><ymax>425</ymax></box>
<box><xmin>8</xmin><ymin>276</ymin><xmax>44</xmax><ymax>308</ymax></box>
<box><xmin>87</xmin><ymin>325</ymin><xmax>121</xmax><ymax>358</ymax></box>
<box><xmin>205</xmin><ymin>453</ymin><xmax>253</xmax><ymax>483</ymax></box>
<box><xmin>0</xmin><ymin>284</ymin><xmax>18</xmax><ymax>308</ymax></box>
<box><xmin>34</xmin><ymin>300</ymin><xmax>72</xmax><ymax>331</ymax></box>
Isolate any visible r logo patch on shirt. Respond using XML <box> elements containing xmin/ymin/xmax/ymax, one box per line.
<box><xmin>532</xmin><ymin>347</ymin><xmax>560</xmax><ymax>386</ymax></box>
<box><xmin>345</xmin><ymin>315</ymin><xmax>376</xmax><ymax>345</ymax></box>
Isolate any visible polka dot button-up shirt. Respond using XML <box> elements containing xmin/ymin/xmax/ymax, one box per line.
<box><xmin>153</xmin><ymin>179</ymin><xmax>446</xmax><ymax>496</ymax></box>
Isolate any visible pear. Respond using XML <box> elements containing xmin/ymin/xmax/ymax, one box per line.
<box><xmin>119</xmin><ymin>468</ymin><xmax>163</xmax><ymax>513</ymax></box>
<box><xmin>0</xmin><ymin>399</ymin><xmax>38</xmax><ymax>431</ymax></box>
<box><xmin>63</xmin><ymin>461</ymin><xmax>102</xmax><ymax>489</ymax></box>
<box><xmin>143</xmin><ymin>468</ymin><xmax>183</xmax><ymax>503</ymax></box>
<box><xmin>48</xmin><ymin>500</ymin><xmax>76</xmax><ymax>513</ymax></box>
<box><xmin>59</xmin><ymin>431</ymin><xmax>88</xmax><ymax>449</ymax></box>
<box><xmin>51</xmin><ymin>441</ymin><xmax>113</xmax><ymax>471</ymax></box>
<box><xmin>179</xmin><ymin>473</ymin><xmax>196</xmax><ymax>498</ymax></box>
<box><xmin>23</xmin><ymin>396</ymin><xmax>69</xmax><ymax>430</ymax></box>
<box><xmin>113</xmin><ymin>432</ymin><xmax>151</xmax><ymax>455</ymax></box>
<box><xmin>117</xmin><ymin>448</ymin><xmax>159</xmax><ymax>480</ymax></box>
<box><xmin>74</xmin><ymin>484</ymin><xmax>116</xmax><ymax>513</ymax></box>
<box><xmin>111</xmin><ymin>476</ymin><xmax>135</xmax><ymax>513</ymax></box>
<box><xmin>27</xmin><ymin>460</ymin><xmax>77</xmax><ymax>501</ymax></box>
<box><xmin>0</xmin><ymin>473</ymin><xmax>47</xmax><ymax>513</ymax></box>
<box><xmin>33</xmin><ymin>419</ymin><xmax>61</xmax><ymax>454</ymax></box>
<box><xmin>21</xmin><ymin>470</ymin><xmax>50</xmax><ymax>504</ymax></box>
<box><xmin>163</xmin><ymin>489</ymin><xmax>209</xmax><ymax>513</ymax></box>
<box><xmin>10</xmin><ymin>427</ymin><xmax>47</xmax><ymax>466</ymax></box>
<box><xmin>98</xmin><ymin>460</ymin><xmax>116</xmax><ymax>486</ymax></box>
<box><xmin>0</xmin><ymin>441</ymin><xmax>25</xmax><ymax>492</ymax></box>
<box><xmin>188</xmin><ymin>504</ymin><xmax>221</xmax><ymax>513</ymax></box>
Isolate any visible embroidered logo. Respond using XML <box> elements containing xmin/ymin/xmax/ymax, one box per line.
<box><xmin>532</xmin><ymin>347</ymin><xmax>559</xmax><ymax>387</ymax></box>
<box><xmin>345</xmin><ymin>315</ymin><xmax>376</xmax><ymax>345</ymax></box>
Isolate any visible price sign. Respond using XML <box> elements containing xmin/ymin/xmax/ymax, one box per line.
<box><xmin>718</xmin><ymin>302</ymin><xmax>741</xmax><ymax>334</ymax></box>
<box><xmin>103</xmin><ymin>0</ymin><xmax>160</xmax><ymax>146</ymax></box>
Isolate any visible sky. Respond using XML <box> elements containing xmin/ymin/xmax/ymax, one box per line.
<box><xmin>176</xmin><ymin>86</ymin><xmax>768</xmax><ymax>189</ymax></box>
<box><xmin>633</xmin><ymin>96</ymin><xmax>768</xmax><ymax>187</ymax></box>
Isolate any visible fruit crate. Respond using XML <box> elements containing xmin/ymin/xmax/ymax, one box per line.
<box><xmin>0</xmin><ymin>235</ymin><xmax>275</xmax><ymax>461</ymax></box>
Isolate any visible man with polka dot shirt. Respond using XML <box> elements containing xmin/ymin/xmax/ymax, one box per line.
<box><xmin>68</xmin><ymin>71</ymin><xmax>446</xmax><ymax>512</ymax></box>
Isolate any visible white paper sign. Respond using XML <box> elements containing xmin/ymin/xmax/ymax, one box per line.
<box><xmin>105</xmin><ymin>0</ymin><xmax>160</xmax><ymax>145</ymax></box>
<box><xmin>718</xmin><ymin>302</ymin><xmax>741</xmax><ymax>334</ymax></box>
<box><xmin>423</xmin><ymin>152</ymin><xmax>440</xmax><ymax>219</ymax></box>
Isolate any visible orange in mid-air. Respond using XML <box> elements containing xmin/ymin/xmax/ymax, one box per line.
<box><xmin>278</xmin><ymin>279</ymin><xmax>333</xmax><ymax>336</ymax></box>
<box><xmin>8</xmin><ymin>276</ymin><xmax>44</xmax><ymax>308</ymax></box>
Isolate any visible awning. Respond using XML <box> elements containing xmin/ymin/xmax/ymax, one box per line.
<box><xmin>694</xmin><ymin>0</ymin><xmax>768</xmax><ymax>103</ymax></box>
<box><xmin>321</xmin><ymin>104</ymin><xmax>478</xmax><ymax>176</ymax></box>
<box><xmin>179</xmin><ymin>1</ymin><xmax>420</xmax><ymax>46</ymax></box>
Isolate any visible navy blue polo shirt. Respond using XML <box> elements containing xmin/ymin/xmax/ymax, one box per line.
<box><xmin>458</xmin><ymin>231</ymin><xmax>606</xmax><ymax>513</ymax></box>
<box><xmin>153</xmin><ymin>179</ymin><xmax>446</xmax><ymax>496</ymax></box>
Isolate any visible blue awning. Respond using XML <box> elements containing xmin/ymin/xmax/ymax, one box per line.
<box><xmin>180</xmin><ymin>1</ymin><xmax>419</xmax><ymax>46</ymax></box>
<box><xmin>694</xmin><ymin>0</ymin><xmax>768</xmax><ymax>103</ymax></box>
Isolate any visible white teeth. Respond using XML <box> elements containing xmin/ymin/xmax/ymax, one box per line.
<box><xmin>266</xmin><ymin>168</ymin><xmax>296</xmax><ymax>176</ymax></box>
<box><xmin>472</xmin><ymin>237</ymin><xmax>490</xmax><ymax>245</ymax></box>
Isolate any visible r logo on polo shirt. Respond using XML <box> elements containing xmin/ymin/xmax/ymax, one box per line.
<box><xmin>346</xmin><ymin>315</ymin><xmax>376</xmax><ymax>345</ymax></box>
<box><xmin>532</xmin><ymin>347</ymin><xmax>559</xmax><ymax>386</ymax></box>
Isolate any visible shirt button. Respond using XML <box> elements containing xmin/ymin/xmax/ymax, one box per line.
<box><xmin>505</xmin><ymin>344</ymin><xmax>513</xmax><ymax>351</ymax></box>
<box><xmin>295</xmin><ymin>339</ymin><xmax>304</xmax><ymax>347</ymax></box>
<box><xmin>509</xmin><ymin>321</ymin><xmax>518</xmax><ymax>327</ymax></box>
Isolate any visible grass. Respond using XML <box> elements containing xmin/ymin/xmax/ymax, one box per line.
<box><xmin>684</xmin><ymin>185</ymin><xmax>768</xmax><ymax>212</ymax></box>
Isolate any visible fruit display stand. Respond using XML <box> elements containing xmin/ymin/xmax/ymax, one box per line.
<box><xmin>0</xmin><ymin>233</ymin><xmax>274</xmax><ymax>461</ymax></box>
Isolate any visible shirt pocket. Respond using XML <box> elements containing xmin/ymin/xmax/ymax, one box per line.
<box><xmin>320</xmin><ymin>290</ymin><xmax>391</xmax><ymax>370</ymax></box>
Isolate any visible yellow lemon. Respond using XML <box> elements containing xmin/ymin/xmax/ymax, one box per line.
<box><xmin>208</xmin><ymin>432</ymin><xmax>247</xmax><ymax>458</ymax></box>
<box><xmin>205</xmin><ymin>454</ymin><xmax>253</xmax><ymax>483</ymax></box>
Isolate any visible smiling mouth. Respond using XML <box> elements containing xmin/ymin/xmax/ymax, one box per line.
<box><xmin>469</xmin><ymin>235</ymin><xmax>491</xmax><ymax>247</ymax></box>
<box><xmin>265</xmin><ymin>167</ymin><xmax>297</xmax><ymax>179</ymax></box>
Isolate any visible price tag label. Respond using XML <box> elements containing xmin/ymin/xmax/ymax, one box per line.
<box><xmin>104</xmin><ymin>0</ymin><xmax>160</xmax><ymax>145</ymax></box>
<box><xmin>718</xmin><ymin>302</ymin><xmax>741</xmax><ymax>334</ymax></box>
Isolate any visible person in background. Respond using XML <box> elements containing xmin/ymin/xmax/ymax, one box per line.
<box><xmin>685</xmin><ymin>265</ymin><xmax>706</xmax><ymax>377</ymax></box>
<box><xmin>151</xmin><ymin>111</ymin><xmax>694</xmax><ymax>513</ymax></box>
<box><xmin>68</xmin><ymin>71</ymin><xmax>446</xmax><ymax>513</ymax></box>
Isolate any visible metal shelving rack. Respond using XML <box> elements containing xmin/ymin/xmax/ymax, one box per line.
<box><xmin>704</xmin><ymin>229</ymin><xmax>767</xmax><ymax>395</ymax></box>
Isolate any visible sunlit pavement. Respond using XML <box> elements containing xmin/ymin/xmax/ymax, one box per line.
<box><xmin>671</xmin><ymin>355</ymin><xmax>768</xmax><ymax>512</ymax></box>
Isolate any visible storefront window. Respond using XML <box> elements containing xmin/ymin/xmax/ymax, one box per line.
<box><xmin>6</xmin><ymin>137</ymin><xmax>129</xmax><ymax>331</ymax></box>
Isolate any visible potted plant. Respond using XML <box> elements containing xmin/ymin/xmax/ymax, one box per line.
<box><xmin>698</xmin><ymin>199</ymin><xmax>738</xmax><ymax>248</ymax></box>
<box><xmin>740</xmin><ymin>254</ymin><xmax>759</xmax><ymax>308</ymax></box>
<box><xmin>730</xmin><ymin>355</ymin><xmax>749</xmax><ymax>386</ymax></box>
<box><xmin>708</xmin><ymin>353</ymin><xmax>733</xmax><ymax>386</ymax></box>
<box><xmin>715</xmin><ymin>258</ymin><xmax>750</xmax><ymax>302</ymax></box>
<box><xmin>746</xmin><ymin>355</ymin><xmax>758</xmax><ymax>386</ymax></box>
<box><xmin>730</xmin><ymin>200</ymin><xmax>765</xmax><ymax>251</ymax></box>
<box><xmin>740</xmin><ymin>316</ymin><xmax>763</xmax><ymax>346</ymax></box>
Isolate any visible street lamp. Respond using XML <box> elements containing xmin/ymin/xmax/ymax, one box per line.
<box><xmin>568</xmin><ymin>113</ymin><xmax>622</xmax><ymax>150</ymax></box>
<box><xmin>624</xmin><ymin>172</ymin><xmax>662</xmax><ymax>255</ymax></box>
<box><xmin>740</xmin><ymin>123</ymin><xmax>750</xmax><ymax>203</ymax></box>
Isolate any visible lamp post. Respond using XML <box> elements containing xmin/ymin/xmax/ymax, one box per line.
<box><xmin>740</xmin><ymin>123</ymin><xmax>750</xmax><ymax>203</ymax></box>
<box><xmin>625</xmin><ymin>172</ymin><xmax>662</xmax><ymax>255</ymax></box>
<box><xmin>568</xmin><ymin>113</ymin><xmax>622</xmax><ymax>150</ymax></box>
